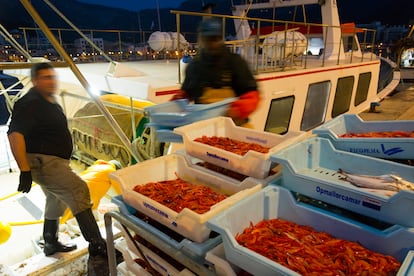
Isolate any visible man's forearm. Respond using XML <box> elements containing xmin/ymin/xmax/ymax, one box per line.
<box><xmin>8</xmin><ymin>132</ymin><xmax>31</xmax><ymax>171</ymax></box>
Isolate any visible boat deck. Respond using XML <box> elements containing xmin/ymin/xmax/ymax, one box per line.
<box><xmin>0</xmin><ymin>82</ymin><xmax>413</xmax><ymax>275</ymax></box>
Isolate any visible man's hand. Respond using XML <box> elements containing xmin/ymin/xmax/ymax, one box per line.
<box><xmin>170</xmin><ymin>90</ymin><xmax>188</xmax><ymax>101</ymax></box>
<box><xmin>227</xmin><ymin>91</ymin><xmax>260</xmax><ymax>119</ymax></box>
<box><xmin>18</xmin><ymin>171</ymin><xmax>33</xmax><ymax>193</ymax></box>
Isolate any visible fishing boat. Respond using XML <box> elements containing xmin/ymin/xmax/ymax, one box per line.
<box><xmin>0</xmin><ymin>0</ymin><xmax>406</xmax><ymax>274</ymax></box>
<box><xmin>1</xmin><ymin>0</ymin><xmax>400</xmax><ymax>166</ymax></box>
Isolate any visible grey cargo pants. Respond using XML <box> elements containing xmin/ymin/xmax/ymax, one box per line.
<box><xmin>27</xmin><ymin>153</ymin><xmax>92</xmax><ymax>220</ymax></box>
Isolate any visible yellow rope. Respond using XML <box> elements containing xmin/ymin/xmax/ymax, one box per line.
<box><xmin>0</xmin><ymin>183</ymin><xmax>37</xmax><ymax>201</ymax></box>
<box><xmin>0</xmin><ymin>184</ymin><xmax>43</xmax><ymax>227</ymax></box>
<box><xmin>8</xmin><ymin>220</ymin><xmax>44</xmax><ymax>226</ymax></box>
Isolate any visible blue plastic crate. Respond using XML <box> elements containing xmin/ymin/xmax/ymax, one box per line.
<box><xmin>312</xmin><ymin>114</ymin><xmax>414</xmax><ymax>159</ymax></box>
<box><xmin>155</xmin><ymin>129</ymin><xmax>183</xmax><ymax>143</ymax></box>
<box><xmin>207</xmin><ymin>185</ymin><xmax>414</xmax><ymax>276</ymax></box>
<box><xmin>144</xmin><ymin>98</ymin><xmax>235</xmax><ymax>127</ymax></box>
<box><xmin>112</xmin><ymin>195</ymin><xmax>221</xmax><ymax>263</ymax></box>
<box><xmin>145</xmin><ymin>123</ymin><xmax>183</xmax><ymax>143</ymax></box>
<box><xmin>270</xmin><ymin>136</ymin><xmax>414</xmax><ymax>227</ymax></box>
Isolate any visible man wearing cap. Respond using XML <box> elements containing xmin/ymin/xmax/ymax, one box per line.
<box><xmin>202</xmin><ymin>2</ymin><xmax>216</xmax><ymax>16</ymax></box>
<box><xmin>172</xmin><ymin>18</ymin><xmax>260</xmax><ymax>126</ymax></box>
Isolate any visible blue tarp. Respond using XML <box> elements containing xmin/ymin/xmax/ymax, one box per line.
<box><xmin>0</xmin><ymin>72</ymin><xmax>22</xmax><ymax>125</ymax></box>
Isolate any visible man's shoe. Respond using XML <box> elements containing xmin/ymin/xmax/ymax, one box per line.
<box><xmin>88</xmin><ymin>241</ymin><xmax>123</xmax><ymax>262</ymax></box>
<box><xmin>88</xmin><ymin>241</ymin><xmax>107</xmax><ymax>257</ymax></box>
<box><xmin>44</xmin><ymin>241</ymin><xmax>77</xmax><ymax>256</ymax></box>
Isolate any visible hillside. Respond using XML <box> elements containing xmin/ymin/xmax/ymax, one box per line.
<box><xmin>1</xmin><ymin>0</ymin><xmax>412</xmax><ymax>33</ymax></box>
<box><xmin>1</xmin><ymin>0</ymin><xmax>141</xmax><ymax>30</ymax></box>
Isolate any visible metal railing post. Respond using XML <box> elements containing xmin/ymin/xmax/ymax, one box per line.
<box><xmin>255</xmin><ymin>20</ymin><xmax>260</xmax><ymax>72</ymax></box>
<box><xmin>361</xmin><ymin>29</ymin><xmax>368</xmax><ymax>62</ymax></box>
<box><xmin>322</xmin><ymin>25</ymin><xmax>327</xmax><ymax>67</ymax></box>
<box><xmin>177</xmin><ymin>13</ymin><xmax>181</xmax><ymax>84</ymax></box>
<box><xmin>304</xmin><ymin>24</ymin><xmax>310</xmax><ymax>69</ymax></box>
<box><xmin>370</xmin><ymin>30</ymin><xmax>376</xmax><ymax>61</ymax></box>
<box><xmin>118</xmin><ymin>31</ymin><xmax>122</xmax><ymax>61</ymax></box>
<box><xmin>337</xmin><ymin>26</ymin><xmax>342</xmax><ymax>65</ymax></box>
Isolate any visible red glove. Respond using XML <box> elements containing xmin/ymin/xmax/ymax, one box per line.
<box><xmin>170</xmin><ymin>90</ymin><xmax>188</xmax><ymax>101</ymax></box>
<box><xmin>228</xmin><ymin>91</ymin><xmax>260</xmax><ymax>119</ymax></box>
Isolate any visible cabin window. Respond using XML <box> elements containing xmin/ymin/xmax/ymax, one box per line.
<box><xmin>300</xmin><ymin>81</ymin><xmax>331</xmax><ymax>131</ymax></box>
<box><xmin>342</xmin><ymin>36</ymin><xmax>359</xmax><ymax>52</ymax></box>
<box><xmin>264</xmin><ymin>96</ymin><xmax>294</xmax><ymax>134</ymax></box>
<box><xmin>332</xmin><ymin>76</ymin><xmax>354</xmax><ymax>118</ymax></box>
<box><xmin>354</xmin><ymin>72</ymin><xmax>371</xmax><ymax>106</ymax></box>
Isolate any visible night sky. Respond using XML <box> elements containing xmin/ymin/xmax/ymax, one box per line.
<box><xmin>78</xmin><ymin>0</ymin><xmax>186</xmax><ymax>11</ymax></box>
<box><xmin>76</xmin><ymin>0</ymin><xmax>408</xmax><ymax>25</ymax></box>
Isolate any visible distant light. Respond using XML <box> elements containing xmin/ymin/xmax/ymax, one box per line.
<box><xmin>89</xmin><ymin>87</ymin><xmax>101</xmax><ymax>96</ymax></box>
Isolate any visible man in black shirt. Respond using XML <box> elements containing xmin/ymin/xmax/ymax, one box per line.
<box><xmin>8</xmin><ymin>63</ymin><xmax>108</xmax><ymax>258</ymax></box>
<box><xmin>174</xmin><ymin>17</ymin><xmax>260</xmax><ymax>126</ymax></box>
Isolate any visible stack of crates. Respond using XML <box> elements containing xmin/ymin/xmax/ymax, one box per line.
<box><xmin>110</xmin><ymin>114</ymin><xmax>414</xmax><ymax>275</ymax></box>
<box><xmin>109</xmin><ymin>153</ymin><xmax>262</xmax><ymax>275</ymax></box>
<box><xmin>109</xmin><ymin>116</ymin><xmax>307</xmax><ymax>274</ymax></box>
<box><xmin>205</xmin><ymin>135</ymin><xmax>414</xmax><ymax>275</ymax></box>
<box><xmin>198</xmin><ymin>115</ymin><xmax>413</xmax><ymax>275</ymax></box>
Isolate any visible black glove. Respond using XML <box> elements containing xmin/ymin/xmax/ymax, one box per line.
<box><xmin>18</xmin><ymin>171</ymin><xmax>33</xmax><ymax>193</ymax></box>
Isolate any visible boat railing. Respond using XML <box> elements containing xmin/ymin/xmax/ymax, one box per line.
<box><xmin>16</xmin><ymin>26</ymin><xmax>176</xmax><ymax>63</ymax></box>
<box><xmin>7</xmin><ymin>11</ymin><xmax>377</xmax><ymax>78</ymax></box>
<box><xmin>171</xmin><ymin>10</ymin><xmax>378</xmax><ymax>76</ymax></box>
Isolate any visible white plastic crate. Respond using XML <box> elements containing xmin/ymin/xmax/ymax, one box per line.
<box><xmin>270</xmin><ymin>136</ymin><xmax>414</xmax><ymax>227</ymax></box>
<box><xmin>312</xmin><ymin>114</ymin><xmax>414</xmax><ymax>159</ymax></box>
<box><xmin>144</xmin><ymin>98</ymin><xmax>235</xmax><ymax>127</ymax></box>
<box><xmin>115</xmin><ymin>228</ymin><xmax>195</xmax><ymax>276</ymax></box>
<box><xmin>207</xmin><ymin>185</ymin><xmax>414</xmax><ymax>276</ymax></box>
<box><xmin>109</xmin><ymin>153</ymin><xmax>262</xmax><ymax>243</ymax></box>
<box><xmin>174</xmin><ymin>116</ymin><xmax>307</xmax><ymax>179</ymax></box>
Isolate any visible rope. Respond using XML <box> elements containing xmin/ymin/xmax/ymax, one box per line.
<box><xmin>72</xmin><ymin>128</ymin><xmax>131</xmax><ymax>165</ymax></box>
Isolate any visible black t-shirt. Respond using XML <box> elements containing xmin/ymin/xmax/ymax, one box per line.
<box><xmin>181</xmin><ymin>47</ymin><xmax>258</xmax><ymax>103</ymax></box>
<box><xmin>8</xmin><ymin>88</ymin><xmax>73</xmax><ymax>159</ymax></box>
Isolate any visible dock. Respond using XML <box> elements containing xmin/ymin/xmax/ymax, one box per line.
<box><xmin>359</xmin><ymin>82</ymin><xmax>414</xmax><ymax>121</ymax></box>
